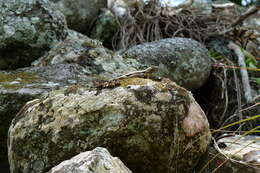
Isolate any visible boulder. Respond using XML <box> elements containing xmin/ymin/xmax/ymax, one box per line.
<box><xmin>32</xmin><ymin>30</ymin><xmax>143</xmax><ymax>79</ymax></box>
<box><xmin>8</xmin><ymin>77</ymin><xmax>211</xmax><ymax>173</ymax></box>
<box><xmin>123</xmin><ymin>37</ymin><xmax>212</xmax><ymax>90</ymax></box>
<box><xmin>1</xmin><ymin>30</ymin><xmax>141</xmax><ymax>173</ymax></box>
<box><xmin>0</xmin><ymin>63</ymin><xmax>89</xmax><ymax>173</ymax></box>
<box><xmin>48</xmin><ymin>147</ymin><xmax>132</xmax><ymax>173</ymax></box>
<box><xmin>0</xmin><ymin>0</ymin><xmax>68</xmax><ymax>70</ymax></box>
<box><xmin>51</xmin><ymin>0</ymin><xmax>107</xmax><ymax>34</ymax></box>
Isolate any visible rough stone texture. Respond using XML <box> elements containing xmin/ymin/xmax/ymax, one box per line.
<box><xmin>197</xmin><ymin>135</ymin><xmax>260</xmax><ymax>173</ymax></box>
<box><xmin>48</xmin><ymin>147</ymin><xmax>132</xmax><ymax>173</ymax></box>
<box><xmin>1</xmin><ymin>30</ymin><xmax>142</xmax><ymax>173</ymax></box>
<box><xmin>32</xmin><ymin>29</ymin><xmax>143</xmax><ymax>79</ymax></box>
<box><xmin>50</xmin><ymin>0</ymin><xmax>107</xmax><ymax>34</ymax></box>
<box><xmin>0</xmin><ymin>93</ymin><xmax>35</xmax><ymax>173</ymax></box>
<box><xmin>0</xmin><ymin>63</ymin><xmax>90</xmax><ymax>173</ymax></box>
<box><xmin>0</xmin><ymin>0</ymin><xmax>67</xmax><ymax>70</ymax></box>
<box><xmin>124</xmin><ymin>37</ymin><xmax>212</xmax><ymax>90</ymax></box>
<box><xmin>8</xmin><ymin>77</ymin><xmax>211</xmax><ymax>173</ymax></box>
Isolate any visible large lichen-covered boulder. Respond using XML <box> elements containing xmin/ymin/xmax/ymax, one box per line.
<box><xmin>33</xmin><ymin>29</ymin><xmax>143</xmax><ymax>79</ymax></box>
<box><xmin>0</xmin><ymin>64</ymin><xmax>90</xmax><ymax>173</ymax></box>
<box><xmin>48</xmin><ymin>147</ymin><xmax>132</xmax><ymax>173</ymax></box>
<box><xmin>50</xmin><ymin>0</ymin><xmax>107</xmax><ymax>34</ymax></box>
<box><xmin>8</xmin><ymin>77</ymin><xmax>211</xmax><ymax>173</ymax></box>
<box><xmin>1</xmin><ymin>30</ymin><xmax>141</xmax><ymax>173</ymax></box>
<box><xmin>0</xmin><ymin>0</ymin><xmax>67</xmax><ymax>70</ymax></box>
<box><xmin>124</xmin><ymin>37</ymin><xmax>212</xmax><ymax>90</ymax></box>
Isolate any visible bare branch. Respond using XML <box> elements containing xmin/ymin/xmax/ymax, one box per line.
<box><xmin>231</xmin><ymin>5</ymin><xmax>260</xmax><ymax>27</ymax></box>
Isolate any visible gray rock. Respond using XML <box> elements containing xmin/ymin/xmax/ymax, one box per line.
<box><xmin>0</xmin><ymin>0</ymin><xmax>68</xmax><ymax>70</ymax></box>
<box><xmin>33</xmin><ymin>29</ymin><xmax>143</xmax><ymax>80</ymax></box>
<box><xmin>48</xmin><ymin>147</ymin><xmax>132</xmax><ymax>173</ymax></box>
<box><xmin>51</xmin><ymin>0</ymin><xmax>107</xmax><ymax>34</ymax></box>
<box><xmin>8</xmin><ymin>78</ymin><xmax>211</xmax><ymax>173</ymax></box>
<box><xmin>0</xmin><ymin>63</ymin><xmax>90</xmax><ymax>173</ymax></box>
<box><xmin>1</xmin><ymin>30</ymin><xmax>142</xmax><ymax>173</ymax></box>
<box><xmin>123</xmin><ymin>37</ymin><xmax>212</xmax><ymax>90</ymax></box>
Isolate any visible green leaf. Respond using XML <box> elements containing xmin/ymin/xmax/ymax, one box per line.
<box><xmin>254</xmin><ymin>78</ymin><xmax>260</xmax><ymax>85</ymax></box>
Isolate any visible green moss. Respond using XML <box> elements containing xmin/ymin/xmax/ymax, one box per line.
<box><xmin>0</xmin><ymin>72</ymin><xmax>39</xmax><ymax>89</ymax></box>
<box><xmin>82</xmin><ymin>39</ymin><xmax>103</xmax><ymax>49</ymax></box>
<box><xmin>209</xmin><ymin>48</ymin><xmax>225</xmax><ymax>60</ymax></box>
<box><xmin>119</xmin><ymin>77</ymin><xmax>152</xmax><ymax>87</ymax></box>
<box><xmin>122</xmin><ymin>53</ymin><xmax>137</xmax><ymax>59</ymax></box>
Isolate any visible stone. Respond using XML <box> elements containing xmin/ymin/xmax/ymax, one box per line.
<box><xmin>48</xmin><ymin>147</ymin><xmax>132</xmax><ymax>173</ymax></box>
<box><xmin>1</xmin><ymin>30</ymin><xmax>142</xmax><ymax>173</ymax></box>
<box><xmin>0</xmin><ymin>0</ymin><xmax>68</xmax><ymax>70</ymax></box>
<box><xmin>0</xmin><ymin>63</ymin><xmax>89</xmax><ymax>173</ymax></box>
<box><xmin>51</xmin><ymin>0</ymin><xmax>107</xmax><ymax>34</ymax></box>
<box><xmin>32</xmin><ymin>29</ymin><xmax>143</xmax><ymax>80</ymax></box>
<box><xmin>8</xmin><ymin>77</ymin><xmax>211</xmax><ymax>173</ymax></box>
<box><xmin>123</xmin><ymin>37</ymin><xmax>212</xmax><ymax>90</ymax></box>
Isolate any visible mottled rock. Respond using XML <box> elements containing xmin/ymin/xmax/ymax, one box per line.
<box><xmin>48</xmin><ymin>147</ymin><xmax>132</xmax><ymax>173</ymax></box>
<box><xmin>0</xmin><ymin>64</ymin><xmax>89</xmax><ymax>173</ymax></box>
<box><xmin>197</xmin><ymin>135</ymin><xmax>260</xmax><ymax>173</ymax></box>
<box><xmin>51</xmin><ymin>0</ymin><xmax>107</xmax><ymax>34</ymax></box>
<box><xmin>2</xmin><ymin>30</ymin><xmax>141</xmax><ymax>173</ymax></box>
<box><xmin>8</xmin><ymin>77</ymin><xmax>211</xmax><ymax>173</ymax></box>
<box><xmin>0</xmin><ymin>0</ymin><xmax>68</xmax><ymax>70</ymax></box>
<box><xmin>0</xmin><ymin>93</ymin><xmax>35</xmax><ymax>173</ymax></box>
<box><xmin>33</xmin><ymin>29</ymin><xmax>143</xmax><ymax>79</ymax></box>
<box><xmin>123</xmin><ymin>37</ymin><xmax>212</xmax><ymax>90</ymax></box>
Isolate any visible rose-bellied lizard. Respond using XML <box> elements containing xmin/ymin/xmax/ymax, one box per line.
<box><xmin>93</xmin><ymin>66</ymin><xmax>159</xmax><ymax>92</ymax></box>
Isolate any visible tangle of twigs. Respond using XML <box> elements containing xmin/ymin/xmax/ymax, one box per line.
<box><xmin>112</xmin><ymin>0</ymin><xmax>236</xmax><ymax>50</ymax></box>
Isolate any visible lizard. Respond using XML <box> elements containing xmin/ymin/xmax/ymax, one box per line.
<box><xmin>92</xmin><ymin>66</ymin><xmax>159</xmax><ymax>90</ymax></box>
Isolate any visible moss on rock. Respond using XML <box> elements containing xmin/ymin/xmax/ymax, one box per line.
<box><xmin>8</xmin><ymin>78</ymin><xmax>211</xmax><ymax>173</ymax></box>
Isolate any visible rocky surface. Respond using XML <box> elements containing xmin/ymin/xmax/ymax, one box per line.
<box><xmin>0</xmin><ymin>0</ymin><xmax>68</xmax><ymax>70</ymax></box>
<box><xmin>197</xmin><ymin>135</ymin><xmax>260</xmax><ymax>173</ymax></box>
<box><xmin>0</xmin><ymin>93</ymin><xmax>35</xmax><ymax>173</ymax></box>
<box><xmin>123</xmin><ymin>37</ymin><xmax>212</xmax><ymax>90</ymax></box>
<box><xmin>8</xmin><ymin>77</ymin><xmax>211</xmax><ymax>173</ymax></box>
<box><xmin>1</xmin><ymin>30</ymin><xmax>142</xmax><ymax>173</ymax></box>
<box><xmin>32</xmin><ymin>29</ymin><xmax>143</xmax><ymax>79</ymax></box>
<box><xmin>0</xmin><ymin>63</ymin><xmax>90</xmax><ymax>172</ymax></box>
<box><xmin>48</xmin><ymin>147</ymin><xmax>132</xmax><ymax>173</ymax></box>
<box><xmin>51</xmin><ymin>0</ymin><xmax>107</xmax><ymax>34</ymax></box>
